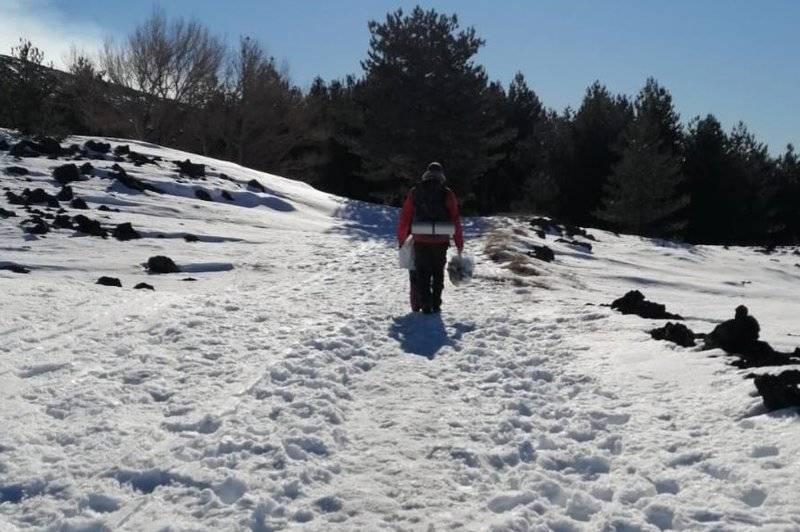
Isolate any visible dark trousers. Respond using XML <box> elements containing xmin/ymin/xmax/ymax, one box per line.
<box><xmin>414</xmin><ymin>242</ymin><xmax>448</xmax><ymax>311</ymax></box>
<box><xmin>409</xmin><ymin>271</ymin><xmax>419</xmax><ymax>311</ymax></box>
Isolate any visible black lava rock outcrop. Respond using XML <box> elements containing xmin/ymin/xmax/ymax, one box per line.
<box><xmin>0</xmin><ymin>263</ymin><xmax>30</xmax><ymax>274</ymax></box>
<box><xmin>5</xmin><ymin>191</ymin><xmax>26</xmax><ymax>205</ymax></box>
<box><xmin>127</xmin><ymin>151</ymin><xmax>159</xmax><ymax>166</ymax></box>
<box><xmin>112</xmin><ymin>167</ymin><xmax>163</xmax><ymax>194</ymax></box>
<box><xmin>70</xmin><ymin>198</ymin><xmax>89</xmax><ymax>210</ymax></box>
<box><xmin>134</xmin><ymin>282</ymin><xmax>155</xmax><ymax>290</ymax></box>
<box><xmin>146</xmin><ymin>255</ymin><xmax>180</xmax><ymax>274</ymax></box>
<box><xmin>527</xmin><ymin>244</ymin><xmax>555</xmax><ymax>262</ymax></box>
<box><xmin>23</xmin><ymin>218</ymin><xmax>49</xmax><ymax>235</ymax></box>
<box><xmin>114</xmin><ymin>145</ymin><xmax>130</xmax><ymax>156</ymax></box>
<box><xmin>36</xmin><ymin>137</ymin><xmax>62</xmax><ymax>157</ymax></box>
<box><xmin>221</xmin><ymin>190</ymin><xmax>234</xmax><ymax>201</ymax></box>
<box><xmin>703</xmin><ymin>306</ymin><xmax>760</xmax><ymax>353</ymax></box>
<box><xmin>175</xmin><ymin>159</ymin><xmax>205</xmax><ymax>178</ymax></box>
<box><xmin>701</xmin><ymin>306</ymin><xmax>800</xmax><ymax>368</ymax></box>
<box><xmin>52</xmin><ymin>215</ymin><xmax>74</xmax><ymax>229</ymax></box>
<box><xmin>53</xmin><ymin>164</ymin><xmax>81</xmax><ymax>185</ymax></box>
<box><xmin>56</xmin><ymin>186</ymin><xmax>74</xmax><ymax>201</ymax></box>
<box><xmin>22</xmin><ymin>188</ymin><xmax>57</xmax><ymax>205</ymax></box>
<box><xmin>650</xmin><ymin>322</ymin><xmax>696</xmax><ymax>347</ymax></box>
<box><xmin>84</xmin><ymin>140</ymin><xmax>111</xmax><ymax>155</ymax></box>
<box><xmin>556</xmin><ymin>238</ymin><xmax>593</xmax><ymax>252</ymax></box>
<box><xmin>247</xmin><ymin>179</ymin><xmax>266</xmax><ymax>192</ymax></box>
<box><xmin>0</xmin><ymin>207</ymin><xmax>16</xmax><ymax>218</ymax></box>
<box><xmin>194</xmin><ymin>189</ymin><xmax>212</xmax><ymax>201</ymax></box>
<box><xmin>112</xmin><ymin>222</ymin><xmax>141</xmax><ymax>241</ymax></box>
<box><xmin>96</xmin><ymin>276</ymin><xmax>122</xmax><ymax>287</ymax></box>
<box><xmin>9</xmin><ymin>140</ymin><xmax>42</xmax><ymax>158</ymax></box>
<box><xmin>72</xmin><ymin>215</ymin><xmax>107</xmax><ymax>237</ymax></box>
<box><xmin>79</xmin><ymin>162</ymin><xmax>94</xmax><ymax>176</ymax></box>
<box><xmin>610</xmin><ymin>290</ymin><xmax>683</xmax><ymax>320</ymax></box>
<box><xmin>0</xmin><ymin>139</ymin><xmax>9</xmax><ymax>151</ymax></box>
<box><xmin>4</xmin><ymin>166</ymin><xmax>28</xmax><ymax>176</ymax></box>
<box><xmin>753</xmin><ymin>371</ymin><xmax>800</xmax><ymax>411</ymax></box>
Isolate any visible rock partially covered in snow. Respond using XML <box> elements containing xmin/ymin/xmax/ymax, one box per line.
<box><xmin>610</xmin><ymin>290</ymin><xmax>683</xmax><ymax>320</ymax></box>
<box><xmin>53</xmin><ymin>164</ymin><xmax>81</xmax><ymax>185</ymax></box>
<box><xmin>112</xmin><ymin>223</ymin><xmax>141</xmax><ymax>241</ymax></box>
<box><xmin>96</xmin><ymin>276</ymin><xmax>122</xmax><ymax>287</ymax></box>
<box><xmin>195</xmin><ymin>189</ymin><xmax>212</xmax><ymax>201</ymax></box>
<box><xmin>703</xmin><ymin>305</ymin><xmax>759</xmax><ymax>353</ymax></box>
<box><xmin>112</xmin><ymin>167</ymin><xmax>163</xmax><ymax>194</ymax></box>
<box><xmin>0</xmin><ymin>263</ymin><xmax>30</xmax><ymax>274</ymax></box>
<box><xmin>4</xmin><ymin>166</ymin><xmax>28</xmax><ymax>176</ymax></box>
<box><xmin>70</xmin><ymin>198</ymin><xmax>89</xmax><ymax>210</ymax></box>
<box><xmin>72</xmin><ymin>215</ymin><xmax>107</xmax><ymax>238</ymax></box>
<box><xmin>753</xmin><ymin>371</ymin><xmax>800</xmax><ymax>411</ymax></box>
<box><xmin>22</xmin><ymin>188</ymin><xmax>58</xmax><ymax>206</ymax></box>
<box><xmin>84</xmin><ymin>140</ymin><xmax>111</xmax><ymax>155</ymax></box>
<box><xmin>146</xmin><ymin>256</ymin><xmax>180</xmax><ymax>274</ymax></box>
<box><xmin>650</xmin><ymin>322</ymin><xmax>696</xmax><ymax>347</ymax></box>
<box><xmin>247</xmin><ymin>179</ymin><xmax>266</xmax><ymax>192</ymax></box>
<box><xmin>56</xmin><ymin>186</ymin><xmax>74</xmax><ymax>202</ymax></box>
<box><xmin>9</xmin><ymin>140</ymin><xmax>42</xmax><ymax>158</ymax></box>
<box><xmin>134</xmin><ymin>282</ymin><xmax>154</xmax><ymax>290</ymax></box>
<box><xmin>175</xmin><ymin>159</ymin><xmax>205</xmax><ymax>178</ymax></box>
<box><xmin>527</xmin><ymin>244</ymin><xmax>555</xmax><ymax>262</ymax></box>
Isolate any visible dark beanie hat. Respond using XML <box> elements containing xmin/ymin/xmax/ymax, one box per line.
<box><xmin>427</xmin><ymin>161</ymin><xmax>443</xmax><ymax>173</ymax></box>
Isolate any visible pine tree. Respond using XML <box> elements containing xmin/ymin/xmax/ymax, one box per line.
<box><xmin>683</xmin><ymin>114</ymin><xmax>731</xmax><ymax>243</ymax></box>
<box><xmin>357</xmin><ymin>7</ymin><xmax>507</xmax><ymax>204</ymax></box>
<box><xmin>595</xmin><ymin>115</ymin><xmax>687</xmax><ymax>236</ymax></box>
<box><xmin>477</xmin><ymin>72</ymin><xmax>545</xmax><ymax>214</ymax></box>
<box><xmin>563</xmin><ymin>82</ymin><xmax>633</xmax><ymax>224</ymax></box>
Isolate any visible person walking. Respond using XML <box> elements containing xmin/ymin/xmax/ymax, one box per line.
<box><xmin>397</xmin><ymin>162</ymin><xmax>464</xmax><ymax>313</ymax></box>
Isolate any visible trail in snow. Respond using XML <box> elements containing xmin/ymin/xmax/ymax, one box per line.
<box><xmin>1</xmin><ymin>132</ymin><xmax>800</xmax><ymax>531</ymax></box>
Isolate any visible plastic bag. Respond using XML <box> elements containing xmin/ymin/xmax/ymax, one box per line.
<box><xmin>447</xmin><ymin>253</ymin><xmax>474</xmax><ymax>286</ymax></box>
<box><xmin>398</xmin><ymin>236</ymin><xmax>415</xmax><ymax>270</ymax></box>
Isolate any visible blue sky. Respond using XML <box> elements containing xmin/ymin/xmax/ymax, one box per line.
<box><xmin>2</xmin><ymin>0</ymin><xmax>797</xmax><ymax>153</ymax></box>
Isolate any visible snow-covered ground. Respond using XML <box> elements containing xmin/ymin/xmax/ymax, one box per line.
<box><xmin>1</xmin><ymin>132</ymin><xmax>799</xmax><ymax>531</ymax></box>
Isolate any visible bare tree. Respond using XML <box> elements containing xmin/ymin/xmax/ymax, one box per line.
<box><xmin>101</xmin><ymin>7</ymin><xmax>225</xmax><ymax>142</ymax></box>
<box><xmin>221</xmin><ymin>36</ymin><xmax>302</xmax><ymax>170</ymax></box>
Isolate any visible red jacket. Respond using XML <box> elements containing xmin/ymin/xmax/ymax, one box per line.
<box><xmin>397</xmin><ymin>189</ymin><xmax>464</xmax><ymax>251</ymax></box>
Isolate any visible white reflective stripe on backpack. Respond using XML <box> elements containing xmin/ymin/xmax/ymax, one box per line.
<box><xmin>412</xmin><ymin>221</ymin><xmax>455</xmax><ymax>236</ymax></box>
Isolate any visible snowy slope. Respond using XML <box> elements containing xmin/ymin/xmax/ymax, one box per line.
<box><xmin>1</xmin><ymin>131</ymin><xmax>799</xmax><ymax>531</ymax></box>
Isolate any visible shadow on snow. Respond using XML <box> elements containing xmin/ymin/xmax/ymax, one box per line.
<box><xmin>389</xmin><ymin>313</ymin><xmax>475</xmax><ymax>360</ymax></box>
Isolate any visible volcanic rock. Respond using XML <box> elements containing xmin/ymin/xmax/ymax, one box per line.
<box><xmin>650</xmin><ymin>322</ymin><xmax>696</xmax><ymax>347</ymax></box>
<box><xmin>753</xmin><ymin>371</ymin><xmax>800</xmax><ymax>411</ymax></box>
<box><xmin>146</xmin><ymin>255</ymin><xmax>180</xmax><ymax>274</ymax></box>
<box><xmin>175</xmin><ymin>159</ymin><xmax>205</xmax><ymax>178</ymax></box>
<box><xmin>610</xmin><ymin>290</ymin><xmax>683</xmax><ymax>320</ymax></box>
<box><xmin>3</xmin><ymin>166</ymin><xmax>28</xmax><ymax>176</ymax></box>
<box><xmin>112</xmin><ymin>222</ymin><xmax>141</xmax><ymax>241</ymax></box>
<box><xmin>194</xmin><ymin>189</ymin><xmax>212</xmax><ymax>201</ymax></box>
<box><xmin>72</xmin><ymin>214</ymin><xmax>107</xmax><ymax>237</ymax></box>
<box><xmin>53</xmin><ymin>164</ymin><xmax>81</xmax><ymax>185</ymax></box>
<box><xmin>70</xmin><ymin>198</ymin><xmax>89</xmax><ymax>210</ymax></box>
<box><xmin>56</xmin><ymin>186</ymin><xmax>74</xmax><ymax>201</ymax></box>
<box><xmin>96</xmin><ymin>276</ymin><xmax>122</xmax><ymax>287</ymax></box>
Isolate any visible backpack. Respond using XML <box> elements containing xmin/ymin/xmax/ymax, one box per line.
<box><xmin>412</xmin><ymin>178</ymin><xmax>449</xmax><ymax>223</ymax></box>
